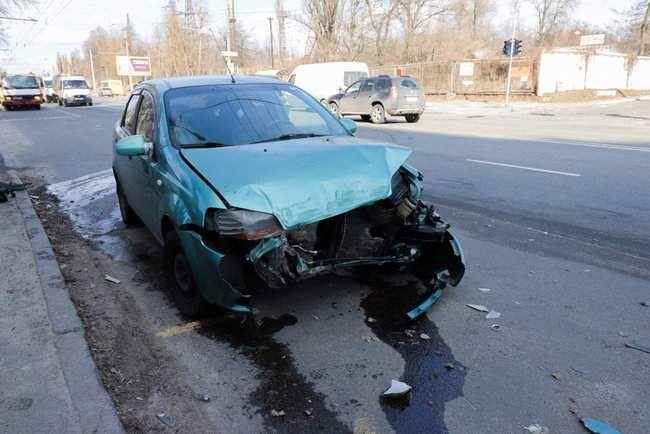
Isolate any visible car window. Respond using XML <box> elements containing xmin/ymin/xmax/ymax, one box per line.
<box><xmin>360</xmin><ymin>79</ymin><xmax>375</xmax><ymax>93</ymax></box>
<box><xmin>136</xmin><ymin>92</ymin><xmax>155</xmax><ymax>143</ymax></box>
<box><xmin>346</xmin><ymin>81</ymin><xmax>361</xmax><ymax>94</ymax></box>
<box><xmin>400</xmin><ymin>78</ymin><xmax>418</xmax><ymax>89</ymax></box>
<box><xmin>377</xmin><ymin>78</ymin><xmax>391</xmax><ymax>90</ymax></box>
<box><xmin>122</xmin><ymin>94</ymin><xmax>142</xmax><ymax>134</ymax></box>
<box><xmin>165</xmin><ymin>84</ymin><xmax>348</xmax><ymax>148</ymax></box>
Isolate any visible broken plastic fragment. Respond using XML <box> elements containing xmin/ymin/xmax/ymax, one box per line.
<box><xmin>156</xmin><ymin>413</ymin><xmax>176</xmax><ymax>427</ymax></box>
<box><xmin>420</xmin><ymin>333</ymin><xmax>431</xmax><ymax>340</ymax></box>
<box><xmin>485</xmin><ymin>310</ymin><xmax>501</xmax><ymax>319</ymax></box>
<box><xmin>551</xmin><ymin>372</ymin><xmax>561</xmax><ymax>381</ymax></box>
<box><xmin>104</xmin><ymin>274</ymin><xmax>121</xmax><ymax>284</ymax></box>
<box><xmin>466</xmin><ymin>304</ymin><xmax>489</xmax><ymax>313</ymax></box>
<box><xmin>383</xmin><ymin>379</ymin><xmax>412</xmax><ymax>397</ymax></box>
<box><xmin>367</xmin><ymin>317</ymin><xmax>377</xmax><ymax>324</ymax></box>
<box><xmin>581</xmin><ymin>418</ymin><xmax>621</xmax><ymax>434</ymax></box>
<box><xmin>490</xmin><ymin>324</ymin><xmax>501</xmax><ymax>331</ymax></box>
<box><xmin>523</xmin><ymin>424</ymin><xmax>549</xmax><ymax>434</ymax></box>
<box><xmin>478</xmin><ymin>287</ymin><xmax>492</xmax><ymax>293</ymax></box>
<box><xmin>271</xmin><ymin>409</ymin><xmax>286</xmax><ymax>417</ymax></box>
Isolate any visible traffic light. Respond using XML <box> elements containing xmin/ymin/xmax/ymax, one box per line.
<box><xmin>503</xmin><ymin>39</ymin><xmax>523</xmax><ymax>56</ymax></box>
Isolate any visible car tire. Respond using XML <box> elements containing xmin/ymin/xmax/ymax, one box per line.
<box><xmin>58</xmin><ymin>98</ymin><xmax>62</xmax><ymax>106</ymax></box>
<box><xmin>62</xmin><ymin>99</ymin><xmax>68</xmax><ymax>107</ymax></box>
<box><xmin>164</xmin><ymin>231</ymin><xmax>211</xmax><ymax>318</ymax></box>
<box><xmin>116</xmin><ymin>182</ymin><xmax>140</xmax><ymax>225</ymax></box>
<box><xmin>360</xmin><ymin>114</ymin><xmax>371</xmax><ymax>122</ymax></box>
<box><xmin>329</xmin><ymin>102</ymin><xmax>339</xmax><ymax>117</ymax></box>
<box><xmin>371</xmin><ymin>103</ymin><xmax>386</xmax><ymax>124</ymax></box>
<box><xmin>405</xmin><ymin>114</ymin><xmax>420</xmax><ymax>123</ymax></box>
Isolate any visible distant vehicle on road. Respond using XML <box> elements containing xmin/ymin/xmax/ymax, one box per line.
<box><xmin>43</xmin><ymin>78</ymin><xmax>55</xmax><ymax>102</ymax></box>
<box><xmin>327</xmin><ymin>75</ymin><xmax>425</xmax><ymax>124</ymax></box>
<box><xmin>288</xmin><ymin>62</ymin><xmax>369</xmax><ymax>104</ymax></box>
<box><xmin>111</xmin><ymin>75</ymin><xmax>464</xmax><ymax>318</ymax></box>
<box><xmin>53</xmin><ymin>75</ymin><xmax>93</xmax><ymax>106</ymax></box>
<box><xmin>0</xmin><ymin>74</ymin><xmax>43</xmax><ymax>110</ymax></box>
<box><xmin>99</xmin><ymin>79</ymin><xmax>124</xmax><ymax>96</ymax></box>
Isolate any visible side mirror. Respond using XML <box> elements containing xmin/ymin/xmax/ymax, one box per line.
<box><xmin>340</xmin><ymin>118</ymin><xmax>357</xmax><ymax>135</ymax></box>
<box><xmin>115</xmin><ymin>135</ymin><xmax>152</xmax><ymax>157</ymax></box>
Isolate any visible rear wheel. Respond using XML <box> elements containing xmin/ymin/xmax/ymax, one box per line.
<box><xmin>164</xmin><ymin>231</ymin><xmax>211</xmax><ymax>317</ymax></box>
<box><xmin>371</xmin><ymin>103</ymin><xmax>386</xmax><ymax>124</ymax></box>
<box><xmin>405</xmin><ymin>114</ymin><xmax>420</xmax><ymax>123</ymax></box>
<box><xmin>329</xmin><ymin>102</ymin><xmax>339</xmax><ymax>117</ymax></box>
<box><xmin>360</xmin><ymin>114</ymin><xmax>371</xmax><ymax>122</ymax></box>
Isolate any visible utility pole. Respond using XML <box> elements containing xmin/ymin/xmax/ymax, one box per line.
<box><xmin>226</xmin><ymin>0</ymin><xmax>236</xmax><ymax>72</ymax></box>
<box><xmin>268</xmin><ymin>17</ymin><xmax>274</xmax><ymax>68</ymax></box>
<box><xmin>275</xmin><ymin>0</ymin><xmax>286</xmax><ymax>67</ymax></box>
<box><xmin>124</xmin><ymin>13</ymin><xmax>133</xmax><ymax>91</ymax></box>
<box><xmin>505</xmin><ymin>2</ymin><xmax>519</xmax><ymax>111</ymax></box>
<box><xmin>88</xmin><ymin>48</ymin><xmax>97</xmax><ymax>91</ymax></box>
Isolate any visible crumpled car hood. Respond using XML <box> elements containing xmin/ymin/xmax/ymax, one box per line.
<box><xmin>181</xmin><ymin>136</ymin><xmax>411</xmax><ymax>229</ymax></box>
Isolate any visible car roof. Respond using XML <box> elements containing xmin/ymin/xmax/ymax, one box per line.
<box><xmin>140</xmin><ymin>75</ymin><xmax>286</xmax><ymax>93</ymax></box>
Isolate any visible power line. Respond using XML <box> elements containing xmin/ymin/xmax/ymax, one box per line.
<box><xmin>0</xmin><ymin>16</ymin><xmax>37</xmax><ymax>22</ymax></box>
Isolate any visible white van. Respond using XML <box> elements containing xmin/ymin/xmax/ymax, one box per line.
<box><xmin>53</xmin><ymin>75</ymin><xmax>93</xmax><ymax>107</ymax></box>
<box><xmin>288</xmin><ymin>62</ymin><xmax>369</xmax><ymax>103</ymax></box>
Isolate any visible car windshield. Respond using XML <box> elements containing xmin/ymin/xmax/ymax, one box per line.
<box><xmin>63</xmin><ymin>80</ymin><xmax>89</xmax><ymax>89</ymax></box>
<box><xmin>4</xmin><ymin>75</ymin><xmax>39</xmax><ymax>89</ymax></box>
<box><xmin>165</xmin><ymin>84</ymin><xmax>349</xmax><ymax>148</ymax></box>
<box><xmin>44</xmin><ymin>80</ymin><xmax>53</xmax><ymax>86</ymax></box>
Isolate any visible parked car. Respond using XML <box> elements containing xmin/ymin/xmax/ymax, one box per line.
<box><xmin>112</xmin><ymin>76</ymin><xmax>465</xmax><ymax>318</ymax></box>
<box><xmin>328</xmin><ymin>75</ymin><xmax>425</xmax><ymax>124</ymax></box>
<box><xmin>53</xmin><ymin>75</ymin><xmax>93</xmax><ymax>106</ymax></box>
<box><xmin>99</xmin><ymin>87</ymin><xmax>114</xmax><ymax>97</ymax></box>
<box><xmin>288</xmin><ymin>62</ymin><xmax>369</xmax><ymax>103</ymax></box>
<box><xmin>43</xmin><ymin>79</ymin><xmax>55</xmax><ymax>102</ymax></box>
<box><xmin>99</xmin><ymin>79</ymin><xmax>124</xmax><ymax>96</ymax></box>
<box><xmin>0</xmin><ymin>74</ymin><xmax>43</xmax><ymax>110</ymax></box>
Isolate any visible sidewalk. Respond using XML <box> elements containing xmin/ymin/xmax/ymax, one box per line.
<box><xmin>0</xmin><ymin>171</ymin><xmax>123</xmax><ymax>433</ymax></box>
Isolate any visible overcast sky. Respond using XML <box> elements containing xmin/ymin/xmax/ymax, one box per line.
<box><xmin>0</xmin><ymin>0</ymin><xmax>636</xmax><ymax>74</ymax></box>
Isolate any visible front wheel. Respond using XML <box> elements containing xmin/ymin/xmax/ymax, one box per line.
<box><xmin>405</xmin><ymin>114</ymin><xmax>421</xmax><ymax>123</ymax></box>
<box><xmin>164</xmin><ymin>231</ymin><xmax>211</xmax><ymax>317</ymax></box>
<box><xmin>371</xmin><ymin>103</ymin><xmax>386</xmax><ymax>124</ymax></box>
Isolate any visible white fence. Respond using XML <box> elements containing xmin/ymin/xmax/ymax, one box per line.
<box><xmin>537</xmin><ymin>49</ymin><xmax>650</xmax><ymax>95</ymax></box>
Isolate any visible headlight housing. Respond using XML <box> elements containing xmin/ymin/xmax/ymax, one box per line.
<box><xmin>205</xmin><ymin>209</ymin><xmax>282</xmax><ymax>240</ymax></box>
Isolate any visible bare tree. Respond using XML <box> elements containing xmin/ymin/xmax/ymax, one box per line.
<box><xmin>296</xmin><ymin>0</ymin><xmax>342</xmax><ymax>61</ymax></box>
<box><xmin>397</xmin><ymin>0</ymin><xmax>450</xmax><ymax>62</ymax></box>
<box><xmin>0</xmin><ymin>0</ymin><xmax>36</xmax><ymax>46</ymax></box>
<box><xmin>527</xmin><ymin>0</ymin><xmax>579</xmax><ymax>47</ymax></box>
<box><xmin>638</xmin><ymin>0</ymin><xmax>650</xmax><ymax>55</ymax></box>
<box><xmin>365</xmin><ymin>0</ymin><xmax>399</xmax><ymax>62</ymax></box>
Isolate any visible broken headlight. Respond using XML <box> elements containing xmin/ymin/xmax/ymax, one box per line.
<box><xmin>204</xmin><ymin>209</ymin><xmax>283</xmax><ymax>240</ymax></box>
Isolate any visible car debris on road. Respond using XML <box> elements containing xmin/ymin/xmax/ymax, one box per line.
<box><xmin>382</xmin><ymin>379</ymin><xmax>412</xmax><ymax>397</ymax></box>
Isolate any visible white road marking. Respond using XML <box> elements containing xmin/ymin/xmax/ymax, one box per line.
<box><xmin>540</xmin><ymin>139</ymin><xmax>650</xmax><ymax>153</ymax></box>
<box><xmin>0</xmin><ymin>116</ymin><xmax>70</xmax><ymax>122</ymax></box>
<box><xmin>466</xmin><ymin>159</ymin><xmax>581</xmax><ymax>177</ymax></box>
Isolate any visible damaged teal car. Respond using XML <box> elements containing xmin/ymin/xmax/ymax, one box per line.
<box><xmin>112</xmin><ymin>76</ymin><xmax>465</xmax><ymax>319</ymax></box>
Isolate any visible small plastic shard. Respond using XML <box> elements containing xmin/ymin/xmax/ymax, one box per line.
<box><xmin>551</xmin><ymin>372</ymin><xmax>561</xmax><ymax>381</ymax></box>
<box><xmin>490</xmin><ymin>324</ymin><xmax>501</xmax><ymax>331</ymax></box>
<box><xmin>478</xmin><ymin>287</ymin><xmax>491</xmax><ymax>293</ymax></box>
<box><xmin>104</xmin><ymin>274</ymin><xmax>121</xmax><ymax>285</ymax></box>
<box><xmin>444</xmin><ymin>363</ymin><xmax>455</xmax><ymax>370</ymax></box>
<box><xmin>156</xmin><ymin>413</ymin><xmax>176</xmax><ymax>427</ymax></box>
<box><xmin>466</xmin><ymin>304</ymin><xmax>489</xmax><ymax>313</ymax></box>
<box><xmin>581</xmin><ymin>418</ymin><xmax>621</xmax><ymax>434</ymax></box>
<box><xmin>193</xmin><ymin>392</ymin><xmax>210</xmax><ymax>402</ymax></box>
<box><xmin>485</xmin><ymin>310</ymin><xmax>501</xmax><ymax>319</ymax></box>
<box><xmin>383</xmin><ymin>379</ymin><xmax>412</xmax><ymax>397</ymax></box>
<box><xmin>367</xmin><ymin>317</ymin><xmax>377</xmax><ymax>324</ymax></box>
<box><xmin>420</xmin><ymin>333</ymin><xmax>431</xmax><ymax>340</ymax></box>
<box><xmin>523</xmin><ymin>424</ymin><xmax>549</xmax><ymax>434</ymax></box>
<box><xmin>271</xmin><ymin>409</ymin><xmax>286</xmax><ymax>417</ymax></box>
<box><xmin>304</xmin><ymin>409</ymin><xmax>312</xmax><ymax>416</ymax></box>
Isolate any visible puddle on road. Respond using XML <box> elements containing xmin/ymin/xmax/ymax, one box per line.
<box><xmin>198</xmin><ymin>313</ymin><xmax>350</xmax><ymax>433</ymax></box>
<box><xmin>361</xmin><ymin>278</ymin><xmax>466</xmax><ymax>434</ymax></box>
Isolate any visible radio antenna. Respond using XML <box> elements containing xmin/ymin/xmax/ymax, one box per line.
<box><xmin>208</xmin><ymin>27</ymin><xmax>235</xmax><ymax>84</ymax></box>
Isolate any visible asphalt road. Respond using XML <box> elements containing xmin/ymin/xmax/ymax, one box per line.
<box><xmin>1</xmin><ymin>98</ymin><xmax>649</xmax><ymax>433</ymax></box>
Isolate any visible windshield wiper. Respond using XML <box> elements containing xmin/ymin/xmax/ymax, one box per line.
<box><xmin>180</xmin><ymin>142</ymin><xmax>227</xmax><ymax>149</ymax></box>
<box><xmin>253</xmin><ymin>133</ymin><xmax>325</xmax><ymax>144</ymax></box>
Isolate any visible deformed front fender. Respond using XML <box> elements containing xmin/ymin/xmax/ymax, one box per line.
<box><xmin>177</xmin><ymin>230</ymin><xmax>251</xmax><ymax>315</ymax></box>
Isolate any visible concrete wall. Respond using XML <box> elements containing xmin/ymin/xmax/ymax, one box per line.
<box><xmin>537</xmin><ymin>49</ymin><xmax>650</xmax><ymax>95</ymax></box>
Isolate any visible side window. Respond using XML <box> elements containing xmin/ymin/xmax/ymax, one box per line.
<box><xmin>360</xmin><ymin>79</ymin><xmax>375</xmax><ymax>93</ymax></box>
<box><xmin>400</xmin><ymin>78</ymin><xmax>418</xmax><ymax>89</ymax></box>
<box><xmin>122</xmin><ymin>94</ymin><xmax>142</xmax><ymax>134</ymax></box>
<box><xmin>346</xmin><ymin>81</ymin><xmax>361</xmax><ymax>94</ymax></box>
<box><xmin>377</xmin><ymin>78</ymin><xmax>391</xmax><ymax>91</ymax></box>
<box><xmin>136</xmin><ymin>92</ymin><xmax>155</xmax><ymax>143</ymax></box>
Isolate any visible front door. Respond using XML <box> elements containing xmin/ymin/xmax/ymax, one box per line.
<box><xmin>339</xmin><ymin>81</ymin><xmax>361</xmax><ymax>114</ymax></box>
<box><xmin>356</xmin><ymin>79</ymin><xmax>376</xmax><ymax>114</ymax></box>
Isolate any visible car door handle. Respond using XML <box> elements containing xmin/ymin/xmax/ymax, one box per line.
<box><xmin>156</xmin><ymin>179</ymin><xmax>162</xmax><ymax>186</ymax></box>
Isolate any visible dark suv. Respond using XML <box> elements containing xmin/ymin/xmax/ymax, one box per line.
<box><xmin>327</xmin><ymin>75</ymin><xmax>425</xmax><ymax>124</ymax></box>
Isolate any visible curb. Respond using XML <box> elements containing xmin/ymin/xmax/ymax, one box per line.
<box><xmin>12</xmin><ymin>172</ymin><xmax>124</xmax><ymax>434</ymax></box>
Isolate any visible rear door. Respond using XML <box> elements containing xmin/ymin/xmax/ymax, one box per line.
<box><xmin>396</xmin><ymin>77</ymin><xmax>424</xmax><ymax>110</ymax></box>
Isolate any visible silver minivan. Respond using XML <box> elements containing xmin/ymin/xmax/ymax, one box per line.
<box><xmin>327</xmin><ymin>75</ymin><xmax>425</xmax><ymax>124</ymax></box>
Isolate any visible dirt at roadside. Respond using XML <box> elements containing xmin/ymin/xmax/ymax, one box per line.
<box><xmin>30</xmin><ymin>186</ymin><xmax>215</xmax><ymax>433</ymax></box>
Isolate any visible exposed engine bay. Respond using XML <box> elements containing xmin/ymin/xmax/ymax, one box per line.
<box><xmin>225</xmin><ymin>165</ymin><xmax>466</xmax><ymax>319</ymax></box>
